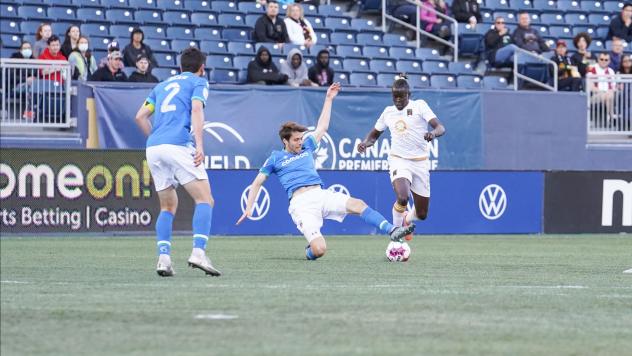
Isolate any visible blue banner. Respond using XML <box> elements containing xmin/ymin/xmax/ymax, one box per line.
<box><xmin>90</xmin><ymin>84</ymin><xmax>483</xmax><ymax>170</ymax></box>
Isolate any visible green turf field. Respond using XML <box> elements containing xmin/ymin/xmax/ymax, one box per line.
<box><xmin>1</xmin><ymin>235</ymin><xmax>631</xmax><ymax>356</ymax></box>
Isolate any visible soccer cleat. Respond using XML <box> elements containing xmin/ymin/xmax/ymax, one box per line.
<box><xmin>156</xmin><ymin>255</ymin><xmax>175</xmax><ymax>277</ymax></box>
<box><xmin>389</xmin><ymin>223</ymin><xmax>415</xmax><ymax>242</ymax></box>
<box><xmin>403</xmin><ymin>211</ymin><xmax>414</xmax><ymax>241</ymax></box>
<box><xmin>187</xmin><ymin>248</ymin><xmax>221</xmax><ymax>276</ymax></box>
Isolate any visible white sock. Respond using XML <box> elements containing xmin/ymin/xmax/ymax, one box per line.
<box><xmin>405</xmin><ymin>211</ymin><xmax>419</xmax><ymax>225</ymax></box>
<box><xmin>392</xmin><ymin>207</ymin><xmax>405</xmax><ymax>227</ymax></box>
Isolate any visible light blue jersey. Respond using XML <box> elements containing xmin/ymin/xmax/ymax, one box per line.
<box><xmin>259</xmin><ymin>134</ymin><xmax>323</xmax><ymax>199</ymax></box>
<box><xmin>144</xmin><ymin>72</ymin><xmax>209</xmax><ymax>147</ymax></box>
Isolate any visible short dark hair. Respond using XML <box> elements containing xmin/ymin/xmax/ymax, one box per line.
<box><xmin>47</xmin><ymin>35</ymin><xmax>60</xmax><ymax>45</ymax></box>
<box><xmin>623</xmin><ymin>2</ymin><xmax>632</xmax><ymax>10</ymax></box>
<box><xmin>392</xmin><ymin>74</ymin><xmax>410</xmax><ymax>93</ymax></box>
<box><xmin>279</xmin><ymin>121</ymin><xmax>308</xmax><ymax>143</ymax></box>
<box><xmin>180</xmin><ymin>47</ymin><xmax>206</xmax><ymax>73</ymax></box>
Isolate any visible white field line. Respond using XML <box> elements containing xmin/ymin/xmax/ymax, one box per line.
<box><xmin>623</xmin><ymin>268</ymin><xmax>632</xmax><ymax>274</ymax></box>
<box><xmin>0</xmin><ymin>280</ymin><xmax>29</xmax><ymax>284</ymax></box>
<box><xmin>194</xmin><ymin>314</ymin><xmax>238</xmax><ymax>320</ymax></box>
<box><xmin>501</xmin><ymin>285</ymin><xmax>587</xmax><ymax>289</ymax></box>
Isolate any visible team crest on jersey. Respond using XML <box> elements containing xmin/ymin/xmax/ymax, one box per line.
<box><xmin>407</xmin><ymin>109</ymin><xmax>413</xmax><ymax>116</ymax></box>
<box><xmin>394</xmin><ymin>120</ymin><xmax>407</xmax><ymax>133</ymax></box>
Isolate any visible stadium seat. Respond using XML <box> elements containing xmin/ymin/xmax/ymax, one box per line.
<box><xmin>389</xmin><ymin>47</ymin><xmax>416</xmax><ymax>60</ymax></box>
<box><xmin>210</xmin><ymin>68</ymin><xmax>240</xmax><ymax>83</ymax></box>
<box><xmin>227</xmin><ymin>42</ymin><xmax>255</xmax><ymax>55</ymax></box>
<box><xmin>206</xmin><ymin>54</ymin><xmax>233</xmax><ymax>69</ymax></box>
<box><xmin>459</xmin><ymin>34</ymin><xmax>484</xmax><ymax>57</ymax></box>
<box><xmin>122</xmin><ymin>67</ymin><xmax>135</xmax><ymax>77</ymax></box>
<box><xmin>548</xmin><ymin>25</ymin><xmax>573</xmax><ymax>38</ymax></box>
<box><xmin>154</xmin><ymin>52</ymin><xmax>176</xmax><ymax>66</ymax></box>
<box><xmin>513</xmin><ymin>0</ymin><xmax>534</xmax><ymax>10</ymax></box>
<box><xmin>156</xmin><ymin>0</ymin><xmax>184</xmax><ymax>10</ymax></box>
<box><xmin>382</xmin><ymin>34</ymin><xmax>408</xmax><ymax>47</ymax></box>
<box><xmin>152</xmin><ymin>67</ymin><xmax>178</xmax><ymax>81</ymax></box>
<box><xmin>595</xmin><ymin>26</ymin><xmax>609</xmax><ymax>40</ymax></box>
<box><xmin>255</xmin><ymin>43</ymin><xmax>283</xmax><ymax>55</ymax></box>
<box><xmin>540</xmin><ymin>13</ymin><xmax>565</xmax><ymax>25</ymax></box>
<box><xmin>106</xmin><ymin>9</ymin><xmax>135</xmax><ymax>24</ymax></box>
<box><xmin>587</xmin><ymin>40</ymin><xmax>605</xmax><ymax>51</ymax></box>
<box><xmin>1</xmin><ymin>3</ymin><xmax>18</xmax><ymax>17</ymax></box>
<box><xmin>129</xmin><ymin>0</ymin><xmax>157</xmax><ymax>9</ymax></box>
<box><xmin>170</xmin><ymin>39</ymin><xmax>198</xmax><ymax>52</ymax></box>
<box><xmin>363</xmin><ymin>45</ymin><xmax>390</xmax><ymax>59</ymax></box>
<box><xmin>302</xmin><ymin>4</ymin><xmax>318</xmax><ymax>16</ymax></box>
<box><xmin>343</xmin><ymin>58</ymin><xmax>370</xmax><ymax>72</ymax></box>
<box><xmin>396</xmin><ymin>59</ymin><xmax>423</xmax><ymax>74</ymax></box>
<box><xmin>1</xmin><ymin>34</ymin><xmax>22</xmax><ymax>49</ymax></box>
<box><xmin>330</xmin><ymin>32</ymin><xmax>356</xmax><ymax>45</ymax></box>
<box><xmin>76</xmin><ymin>8</ymin><xmax>106</xmax><ymax>22</ymax></box>
<box><xmin>17</xmin><ymin>5</ymin><xmax>48</xmax><ymax>20</ymax></box>
<box><xmin>195</xmin><ymin>27</ymin><xmax>222</xmax><ymax>41</ymax></box>
<box><xmin>357</xmin><ymin>0</ymin><xmax>382</xmax><ymax>16</ymax></box>
<box><xmin>406</xmin><ymin>73</ymin><xmax>431</xmax><ymax>88</ymax></box>
<box><xmin>163</xmin><ymin>11</ymin><xmax>191</xmax><ymax>26</ymax></box>
<box><xmin>557</xmin><ymin>0</ymin><xmax>584</xmax><ymax>12</ymax></box>
<box><xmin>144</xmin><ymin>38</ymin><xmax>171</xmax><ymax>52</ymax></box>
<box><xmin>308</xmin><ymin>44</ymin><xmax>336</xmax><ymax>56</ymax></box>
<box><xmin>416</xmin><ymin>47</ymin><xmax>441</xmax><ymax>60</ymax></box>
<box><xmin>458</xmin><ymin>23</ymin><xmax>485</xmax><ymax>36</ymax></box>
<box><xmin>238</xmin><ymin>2</ymin><xmax>264</xmax><ymax>13</ymax></box>
<box><xmin>244</xmin><ymin>14</ymin><xmax>260</xmax><ymax>27</ymax></box>
<box><xmin>532</xmin><ymin>0</ymin><xmax>558</xmax><ymax>11</ymax></box>
<box><xmin>422</xmin><ymin>60</ymin><xmax>449</xmax><ymax>73</ymax></box>
<box><xmin>184</xmin><ymin>0</ymin><xmax>211</xmax><ymax>12</ymax></box>
<box><xmin>72</xmin><ymin>0</ymin><xmax>102</xmax><ymax>6</ymax></box>
<box><xmin>334</xmin><ymin>71</ymin><xmax>350</xmax><ymax>85</ymax></box>
<box><xmin>305</xmin><ymin>16</ymin><xmax>325</xmax><ymax>29</ymax></box>
<box><xmin>325</xmin><ymin>17</ymin><xmax>352</xmax><ymax>31</ymax></box>
<box><xmin>485</xmin><ymin>0</ymin><xmax>511</xmax><ymax>9</ymax></box>
<box><xmin>431</xmin><ymin>74</ymin><xmax>457</xmax><ymax>89</ymax></box>
<box><xmin>483</xmin><ymin>75</ymin><xmax>511</xmax><ymax>90</ymax></box>
<box><xmin>233</xmin><ymin>55</ymin><xmax>253</xmax><ymax>69</ymax></box>
<box><xmin>603</xmin><ymin>1</ymin><xmax>624</xmax><ymax>12</ymax></box>
<box><xmin>191</xmin><ymin>12</ymin><xmax>218</xmax><ymax>26</ymax></box>
<box><xmin>493</xmin><ymin>11</ymin><xmax>516</xmax><ymax>24</ymax></box>
<box><xmin>135</xmin><ymin>10</ymin><xmax>163</xmax><ymax>25</ymax></box>
<box><xmin>588</xmin><ymin>13</ymin><xmax>612</xmax><ymax>26</ymax></box>
<box><xmin>283</xmin><ymin>44</ymin><xmax>308</xmax><ymax>55</ymax></box>
<box><xmin>2</xmin><ymin>20</ymin><xmax>22</xmax><ymax>34</ymax></box>
<box><xmin>90</xmin><ymin>36</ymin><xmax>114</xmax><ymax>51</ymax></box>
<box><xmin>350</xmin><ymin>19</ymin><xmax>378</xmax><ymax>32</ymax></box>
<box><xmin>1</xmin><ymin>47</ymin><xmax>13</xmax><ymax>58</ymax></box>
<box><xmin>369</xmin><ymin>59</ymin><xmax>396</xmax><ymax>72</ymax></box>
<box><xmin>349</xmin><ymin>72</ymin><xmax>377</xmax><ymax>87</ymax></box>
<box><xmin>166</xmin><ymin>27</ymin><xmax>194</xmax><ymax>40</ymax></box>
<box><xmin>81</xmin><ymin>23</ymin><xmax>109</xmax><ymax>38</ymax></box>
<box><xmin>356</xmin><ymin>33</ymin><xmax>383</xmax><ymax>46</ymax></box>
<box><xmin>109</xmin><ymin>24</ymin><xmax>134</xmax><ymax>38</ymax></box>
<box><xmin>448</xmin><ymin>62</ymin><xmax>475</xmax><ymax>75</ymax></box>
<box><xmin>200</xmin><ymin>40</ymin><xmax>228</xmax><ymax>54</ymax></box>
<box><xmin>336</xmin><ymin>45</ymin><xmax>363</xmax><ymax>58</ymax></box>
<box><xmin>314</xmin><ymin>31</ymin><xmax>331</xmax><ymax>45</ymax></box>
<box><xmin>571</xmin><ymin>25</ymin><xmax>595</xmax><ymax>37</ymax></box>
<box><xmin>565</xmin><ymin>13</ymin><xmax>589</xmax><ymax>25</ymax></box>
<box><xmin>480</xmin><ymin>10</ymin><xmax>494</xmax><ymax>24</ymax></box>
<box><xmin>222</xmin><ymin>28</ymin><xmax>250</xmax><ymax>42</ymax></box>
<box><xmin>328</xmin><ymin>57</ymin><xmax>344</xmax><ymax>71</ymax></box>
<box><xmin>580</xmin><ymin>0</ymin><xmax>607</xmax><ymax>12</ymax></box>
<box><xmin>218</xmin><ymin>14</ymin><xmax>245</xmax><ymax>27</ymax></box>
<box><xmin>102</xmin><ymin>0</ymin><xmax>130</xmax><ymax>6</ymax></box>
<box><xmin>377</xmin><ymin>73</ymin><xmax>399</xmax><ymax>87</ymax></box>
<box><xmin>211</xmin><ymin>1</ymin><xmax>238</xmax><ymax>12</ymax></box>
<box><xmin>518</xmin><ymin>63</ymin><xmax>549</xmax><ymax>84</ymax></box>
<box><xmin>318</xmin><ymin>4</ymin><xmax>345</xmax><ymax>16</ymax></box>
<box><xmin>457</xmin><ymin>75</ymin><xmax>483</xmax><ymax>89</ymax></box>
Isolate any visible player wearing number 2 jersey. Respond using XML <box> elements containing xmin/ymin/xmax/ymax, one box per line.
<box><xmin>135</xmin><ymin>47</ymin><xmax>221</xmax><ymax>277</ymax></box>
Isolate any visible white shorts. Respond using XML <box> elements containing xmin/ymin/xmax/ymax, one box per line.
<box><xmin>146</xmin><ymin>144</ymin><xmax>207</xmax><ymax>191</ymax></box>
<box><xmin>388</xmin><ymin>156</ymin><xmax>430</xmax><ymax>197</ymax></box>
<box><xmin>288</xmin><ymin>187</ymin><xmax>350</xmax><ymax>243</ymax></box>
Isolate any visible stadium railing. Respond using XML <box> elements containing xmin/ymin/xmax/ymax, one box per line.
<box><xmin>381</xmin><ymin>0</ymin><xmax>459</xmax><ymax>62</ymax></box>
<box><xmin>0</xmin><ymin>59</ymin><xmax>72</xmax><ymax>129</ymax></box>
<box><xmin>586</xmin><ymin>73</ymin><xmax>632</xmax><ymax>144</ymax></box>
<box><xmin>512</xmin><ymin>47</ymin><xmax>558</xmax><ymax>92</ymax></box>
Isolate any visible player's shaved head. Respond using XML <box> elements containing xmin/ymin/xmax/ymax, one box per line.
<box><xmin>392</xmin><ymin>76</ymin><xmax>411</xmax><ymax>110</ymax></box>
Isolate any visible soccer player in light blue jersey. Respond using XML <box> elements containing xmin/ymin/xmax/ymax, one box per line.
<box><xmin>135</xmin><ymin>47</ymin><xmax>220</xmax><ymax>277</ymax></box>
<box><xmin>237</xmin><ymin>83</ymin><xmax>415</xmax><ymax>260</ymax></box>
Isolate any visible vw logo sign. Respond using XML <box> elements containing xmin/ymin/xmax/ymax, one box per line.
<box><xmin>479</xmin><ymin>184</ymin><xmax>507</xmax><ymax>220</ymax></box>
<box><xmin>306</xmin><ymin>127</ymin><xmax>337</xmax><ymax>170</ymax></box>
<box><xmin>328</xmin><ymin>184</ymin><xmax>350</xmax><ymax>196</ymax></box>
<box><xmin>240</xmin><ymin>185</ymin><xmax>271</xmax><ymax>221</ymax></box>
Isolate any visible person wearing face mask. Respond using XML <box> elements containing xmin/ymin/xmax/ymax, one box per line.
<box><xmin>68</xmin><ymin>36</ymin><xmax>97</xmax><ymax>81</ymax></box>
<box><xmin>61</xmin><ymin>25</ymin><xmax>81</xmax><ymax>59</ymax></box>
<box><xmin>10</xmin><ymin>41</ymin><xmax>37</xmax><ymax>121</ymax></box>
<box><xmin>128</xmin><ymin>54</ymin><xmax>159</xmax><ymax>83</ymax></box>
<box><xmin>33</xmin><ymin>23</ymin><xmax>52</xmax><ymax>58</ymax></box>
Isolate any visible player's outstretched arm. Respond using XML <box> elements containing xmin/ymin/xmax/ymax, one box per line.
<box><xmin>191</xmin><ymin>100</ymin><xmax>205</xmax><ymax>166</ymax></box>
<box><xmin>357</xmin><ymin>129</ymin><xmax>383</xmax><ymax>153</ymax></box>
<box><xmin>424</xmin><ymin>118</ymin><xmax>446</xmax><ymax>142</ymax></box>
<box><xmin>236</xmin><ymin>173</ymin><xmax>268</xmax><ymax>225</ymax></box>
<box><xmin>313</xmin><ymin>82</ymin><xmax>341</xmax><ymax>143</ymax></box>
<box><xmin>134</xmin><ymin>102</ymin><xmax>154</xmax><ymax>137</ymax></box>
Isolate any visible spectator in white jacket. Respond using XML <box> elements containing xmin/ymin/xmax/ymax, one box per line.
<box><xmin>284</xmin><ymin>3</ymin><xmax>317</xmax><ymax>48</ymax></box>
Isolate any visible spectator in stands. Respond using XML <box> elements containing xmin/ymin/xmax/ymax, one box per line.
<box><xmin>571</xmin><ymin>32</ymin><xmax>593</xmax><ymax>78</ymax></box>
<box><xmin>513</xmin><ymin>12</ymin><xmax>548</xmax><ymax>54</ymax></box>
<box><xmin>99</xmin><ymin>41</ymin><xmax>125</xmax><ymax>70</ymax></box>
<box><xmin>280</xmin><ymin>48</ymin><xmax>315</xmax><ymax>87</ymax></box>
<box><xmin>606</xmin><ymin>3</ymin><xmax>632</xmax><ymax>43</ymax></box>
<box><xmin>551</xmin><ymin>40</ymin><xmax>582</xmax><ymax>92</ymax></box>
<box><xmin>128</xmin><ymin>54</ymin><xmax>159</xmax><ymax>83</ymax></box>
<box><xmin>38</xmin><ymin>35</ymin><xmax>66</xmax><ymax>83</ymax></box>
<box><xmin>68</xmin><ymin>36</ymin><xmax>97</xmax><ymax>81</ymax></box>
<box><xmin>11</xmin><ymin>41</ymin><xmax>35</xmax><ymax>60</ymax></box>
<box><xmin>32</xmin><ymin>23</ymin><xmax>52</xmax><ymax>58</ymax></box>
<box><xmin>122</xmin><ymin>28</ymin><xmax>158</xmax><ymax>70</ymax></box>
<box><xmin>620</xmin><ymin>54</ymin><xmax>632</xmax><ymax>74</ymax></box>
<box><xmin>247</xmin><ymin>46</ymin><xmax>288</xmax><ymax>84</ymax></box>
<box><xmin>618</xmin><ymin>55</ymin><xmax>631</xmax><ymax>127</ymax></box>
<box><xmin>420</xmin><ymin>0</ymin><xmax>451</xmax><ymax>40</ymax></box>
<box><xmin>284</xmin><ymin>3</ymin><xmax>317</xmax><ymax>48</ymax></box>
<box><xmin>588</xmin><ymin>53</ymin><xmax>616</xmax><ymax>121</ymax></box>
<box><xmin>90</xmin><ymin>51</ymin><xmax>128</xmax><ymax>82</ymax></box>
<box><xmin>61</xmin><ymin>25</ymin><xmax>81</xmax><ymax>59</ymax></box>
<box><xmin>391</xmin><ymin>0</ymin><xmax>419</xmax><ymax>28</ymax></box>
<box><xmin>484</xmin><ymin>16</ymin><xmax>516</xmax><ymax>67</ymax></box>
<box><xmin>451</xmin><ymin>0</ymin><xmax>481</xmax><ymax>27</ymax></box>
<box><xmin>609</xmin><ymin>39</ymin><xmax>625</xmax><ymax>71</ymax></box>
<box><xmin>308</xmin><ymin>49</ymin><xmax>334</xmax><ymax>86</ymax></box>
<box><xmin>10</xmin><ymin>41</ymin><xmax>36</xmax><ymax>121</ymax></box>
<box><xmin>253</xmin><ymin>0</ymin><xmax>290</xmax><ymax>45</ymax></box>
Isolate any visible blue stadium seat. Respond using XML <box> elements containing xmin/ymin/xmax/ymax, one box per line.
<box><xmin>493</xmin><ymin>11</ymin><xmax>516</xmax><ymax>24</ymax></box>
<box><xmin>18</xmin><ymin>5</ymin><xmax>48</xmax><ymax>20</ymax></box>
<box><xmin>184</xmin><ymin>0</ymin><xmax>211</xmax><ymax>12</ymax></box>
<box><xmin>396</xmin><ymin>59</ymin><xmax>423</xmax><ymax>74</ymax></box>
<box><xmin>191</xmin><ymin>12</ymin><xmax>218</xmax><ymax>26</ymax></box>
<box><xmin>571</xmin><ymin>25</ymin><xmax>596</xmax><ymax>37</ymax></box>
<box><xmin>308</xmin><ymin>44</ymin><xmax>336</xmax><ymax>56</ymax></box>
<box><xmin>123</xmin><ymin>67</ymin><xmax>135</xmax><ymax>77</ymax></box>
<box><xmin>318</xmin><ymin>4</ymin><xmax>345</xmax><ymax>16</ymax></box>
<box><xmin>485</xmin><ymin>0</ymin><xmax>510</xmax><ymax>9</ymax></box>
<box><xmin>1</xmin><ymin>34</ymin><xmax>22</xmax><ymax>48</ymax></box>
<box><xmin>302</xmin><ymin>4</ymin><xmax>319</xmax><ymax>16</ymax></box>
<box><xmin>540</xmin><ymin>13</ymin><xmax>566</xmax><ymax>25</ymax></box>
<box><xmin>448</xmin><ymin>62</ymin><xmax>475</xmax><ymax>75</ymax></box>
<box><xmin>407</xmin><ymin>73</ymin><xmax>431</xmax><ymax>88</ymax></box>
<box><xmin>72</xmin><ymin>0</ymin><xmax>101</xmax><ymax>6</ymax></box>
<box><xmin>458</xmin><ymin>23</ymin><xmax>485</xmax><ymax>35</ymax></box>
<box><xmin>416</xmin><ymin>47</ymin><xmax>441</xmax><ymax>60</ymax></box>
<box><xmin>325</xmin><ymin>17</ymin><xmax>352</xmax><ymax>31</ymax></box>
<box><xmin>76</xmin><ymin>8</ymin><xmax>106</xmax><ymax>22</ymax></box>
<box><xmin>135</xmin><ymin>10</ymin><xmax>163</xmax><ymax>24</ymax></box>
<box><xmin>206</xmin><ymin>54</ymin><xmax>233</xmax><ymax>69</ymax></box>
<box><xmin>389</xmin><ymin>47</ymin><xmax>416</xmax><ymax>60</ymax></box>
<box><xmin>518</xmin><ymin>63</ymin><xmax>549</xmax><ymax>85</ymax></box>
<box><xmin>382</xmin><ymin>33</ymin><xmax>408</xmax><ymax>47</ymax></box>
<box><xmin>565</xmin><ymin>13</ymin><xmax>588</xmax><ymax>25</ymax></box>
<box><xmin>283</xmin><ymin>44</ymin><xmax>308</xmax><ymax>54</ymax></box>
<box><xmin>334</xmin><ymin>71</ymin><xmax>350</xmax><ymax>86</ymax></box>
<box><xmin>580</xmin><ymin>0</ymin><xmax>608</xmax><ymax>12</ymax></box>
<box><xmin>110</xmin><ymin>24</ymin><xmax>134</xmax><ymax>38</ymax></box>
<box><xmin>244</xmin><ymin>14</ymin><xmax>260</xmax><ymax>27</ymax></box>
<box><xmin>556</xmin><ymin>0</ymin><xmax>583</xmax><ymax>12</ymax></box>
<box><xmin>90</xmin><ymin>36</ymin><xmax>115</xmax><ymax>51</ymax></box>
<box><xmin>102</xmin><ymin>0</ymin><xmax>130</xmax><ymax>7</ymax></box>
<box><xmin>377</xmin><ymin>73</ymin><xmax>399</xmax><ymax>87</ymax></box>
<box><xmin>144</xmin><ymin>38</ymin><xmax>171</xmax><ymax>52</ymax></box>
<box><xmin>156</xmin><ymin>0</ymin><xmax>184</xmax><ymax>10</ymax></box>
<box><xmin>92</xmin><ymin>49</ymin><xmax>107</xmax><ymax>61</ymax></box>
<box><xmin>106</xmin><ymin>9</ymin><xmax>135</xmax><ymax>24</ymax></box>
<box><xmin>459</xmin><ymin>33</ymin><xmax>484</xmax><ymax>57</ymax></box>
<box><xmin>129</xmin><ymin>0</ymin><xmax>157</xmax><ymax>9</ymax></box>
<box><xmin>483</xmin><ymin>75</ymin><xmax>510</xmax><ymax>90</ymax></box>
<box><xmin>233</xmin><ymin>55</ymin><xmax>253</xmax><ymax>69</ymax></box>
<box><xmin>422</xmin><ymin>60</ymin><xmax>449</xmax><ymax>73</ymax></box>
<box><xmin>200</xmin><ymin>40</ymin><xmax>228</xmax><ymax>54</ymax></box>
<box><xmin>328</xmin><ymin>57</ymin><xmax>344</xmax><ymax>71</ymax></box>
<box><xmin>170</xmin><ymin>39</ymin><xmax>198</xmax><ymax>52</ymax></box>
<box><xmin>2</xmin><ymin>19</ymin><xmax>22</xmax><ymax>34</ymax></box>
<box><xmin>2</xmin><ymin>3</ymin><xmax>18</xmax><ymax>17</ymax></box>
<box><xmin>513</xmin><ymin>0</ymin><xmax>534</xmax><ymax>10</ymax></box>
<box><xmin>1</xmin><ymin>47</ymin><xmax>14</xmax><ymax>58</ymax></box>
<box><xmin>141</xmin><ymin>25</ymin><xmax>167</xmax><ymax>39</ymax></box>
<box><xmin>222</xmin><ymin>28</ymin><xmax>250</xmax><ymax>42</ymax></box>
<box><xmin>595</xmin><ymin>26</ymin><xmax>609</xmax><ymax>40</ymax></box>
<box><xmin>343</xmin><ymin>58</ymin><xmax>370</xmax><ymax>72</ymax></box>
<box><xmin>218</xmin><ymin>13</ymin><xmax>245</xmax><ymax>27</ymax></box>
<box><xmin>255</xmin><ymin>42</ymin><xmax>283</xmax><ymax>55</ymax></box>
<box><xmin>195</xmin><ymin>27</ymin><xmax>222</xmax><ymax>41</ymax></box>
<box><xmin>314</xmin><ymin>31</ymin><xmax>331</xmax><ymax>45</ymax></box>
<box><xmin>357</xmin><ymin>0</ymin><xmax>382</xmax><ymax>16</ymax></box>
<box><xmin>350</xmin><ymin>18</ymin><xmax>378</xmax><ymax>32</ymax></box>
<box><xmin>211</xmin><ymin>1</ymin><xmax>238</xmax><ymax>12</ymax></box>
<box><xmin>363</xmin><ymin>45</ymin><xmax>390</xmax><ymax>59</ymax></box>
<box><xmin>80</xmin><ymin>23</ymin><xmax>109</xmax><ymax>38</ymax></box>
<box><xmin>369</xmin><ymin>59</ymin><xmax>396</xmax><ymax>72</ymax></box>
<box><xmin>548</xmin><ymin>25</ymin><xmax>572</xmax><ymax>38</ymax></box>
<box><xmin>603</xmin><ymin>1</ymin><xmax>624</xmax><ymax>12</ymax></box>
<box><xmin>480</xmin><ymin>10</ymin><xmax>494</xmax><ymax>24</ymax></box>
<box><xmin>588</xmin><ymin>13</ymin><xmax>613</xmax><ymax>26</ymax></box>
<box><xmin>330</xmin><ymin>32</ymin><xmax>356</xmax><ymax>45</ymax></box>
<box><xmin>356</xmin><ymin>32</ymin><xmax>383</xmax><ymax>46</ymax></box>
<box><xmin>532</xmin><ymin>0</ymin><xmax>558</xmax><ymax>11</ymax></box>
<box><xmin>457</xmin><ymin>75</ymin><xmax>483</xmax><ymax>89</ymax></box>
<box><xmin>210</xmin><ymin>68</ymin><xmax>240</xmax><ymax>83</ymax></box>
<box><xmin>303</xmin><ymin>56</ymin><xmax>316</xmax><ymax>67</ymax></box>
<box><xmin>152</xmin><ymin>67</ymin><xmax>178</xmax><ymax>81</ymax></box>
<box><xmin>430</xmin><ymin>74</ymin><xmax>457</xmax><ymax>89</ymax></box>
<box><xmin>163</xmin><ymin>11</ymin><xmax>191</xmax><ymax>26</ymax></box>
<box><xmin>587</xmin><ymin>39</ymin><xmax>605</xmax><ymax>51</ymax></box>
<box><xmin>238</xmin><ymin>2</ymin><xmax>264</xmax><ymax>13</ymax></box>
<box><xmin>305</xmin><ymin>16</ymin><xmax>325</xmax><ymax>29</ymax></box>
<box><xmin>336</xmin><ymin>45</ymin><xmax>363</xmax><ymax>58</ymax></box>
<box><xmin>166</xmin><ymin>27</ymin><xmax>194</xmax><ymax>40</ymax></box>
<box><xmin>349</xmin><ymin>72</ymin><xmax>377</xmax><ymax>87</ymax></box>
<box><xmin>154</xmin><ymin>52</ymin><xmax>176</xmax><ymax>66</ymax></box>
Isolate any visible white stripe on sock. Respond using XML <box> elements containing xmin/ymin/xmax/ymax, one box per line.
<box><xmin>193</xmin><ymin>234</ymin><xmax>209</xmax><ymax>240</ymax></box>
<box><xmin>157</xmin><ymin>241</ymin><xmax>171</xmax><ymax>246</ymax></box>
<box><xmin>379</xmin><ymin>221</ymin><xmax>388</xmax><ymax>231</ymax></box>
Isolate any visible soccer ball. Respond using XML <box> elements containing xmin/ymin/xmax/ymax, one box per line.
<box><xmin>386</xmin><ymin>241</ymin><xmax>411</xmax><ymax>262</ymax></box>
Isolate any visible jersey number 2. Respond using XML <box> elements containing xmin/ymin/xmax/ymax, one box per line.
<box><xmin>160</xmin><ymin>82</ymin><xmax>180</xmax><ymax>113</ymax></box>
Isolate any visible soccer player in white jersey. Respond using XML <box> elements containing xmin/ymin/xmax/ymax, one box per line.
<box><xmin>236</xmin><ymin>83</ymin><xmax>415</xmax><ymax>260</ymax></box>
<box><xmin>357</xmin><ymin>76</ymin><xmax>446</xmax><ymax>239</ymax></box>
<box><xmin>135</xmin><ymin>47</ymin><xmax>221</xmax><ymax>277</ymax></box>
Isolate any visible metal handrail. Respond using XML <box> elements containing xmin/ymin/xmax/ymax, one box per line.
<box><xmin>512</xmin><ymin>47</ymin><xmax>558</xmax><ymax>91</ymax></box>
<box><xmin>585</xmin><ymin>73</ymin><xmax>632</xmax><ymax>140</ymax></box>
<box><xmin>382</xmin><ymin>0</ymin><xmax>459</xmax><ymax>61</ymax></box>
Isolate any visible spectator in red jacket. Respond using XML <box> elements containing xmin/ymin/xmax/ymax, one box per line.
<box><xmin>38</xmin><ymin>35</ymin><xmax>67</xmax><ymax>83</ymax></box>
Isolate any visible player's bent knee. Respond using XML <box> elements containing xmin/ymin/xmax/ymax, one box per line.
<box><xmin>396</xmin><ymin>196</ymin><xmax>409</xmax><ymax>207</ymax></box>
<box><xmin>416</xmin><ymin>210</ymin><xmax>428</xmax><ymax>220</ymax></box>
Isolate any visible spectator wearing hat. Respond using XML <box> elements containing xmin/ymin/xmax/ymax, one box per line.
<box><xmin>90</xmin><ymin>51</ymin><xmax>128</xmax><ymax>82</ymax></box>
<box><xmin>570</xmin><ymin>32</ymin><xmax>593</xmax><ymax>78</ymax></box>
<box><xmin>99</xmin><ymin>41</ymin><xmax>125</xmax><ymax>70</ymax></box>
<box><xmin>128</xmin><ymin>54</ymin><xmax>159</xmax><ymax>83</ymax></box>
<box><xmin>606</xmin><ymin>2</ymin><xmax>632</xmax><ymax>42</ymax></box>
<box><xmin>551</xmin><ymin>40</ymin><xmax>582</xmax><ymax>92</ymax></box>
<box><xmin>122</xmin><ymin>28</ymin><xmax>158</xmax><ymax>69</ymax></box>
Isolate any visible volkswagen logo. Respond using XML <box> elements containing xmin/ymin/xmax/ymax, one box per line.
<box><xmin>240</xmin><ymin>185</ymin><xmax>271</xmax><ymax>221</ymax></box>
<box><xmin>479</xmin><ymin>184</ymin><xmax>507</xmax><ymax>220</ymax></box>
<box><xmin>306</xmin><ymin>127</ymin><xmax>337</xmax><ymax>170</ymax></box>
<box><xmin>327</xmin><ymin>184</ymin><xmax>350</xmax><ymax>196</ymax></box>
